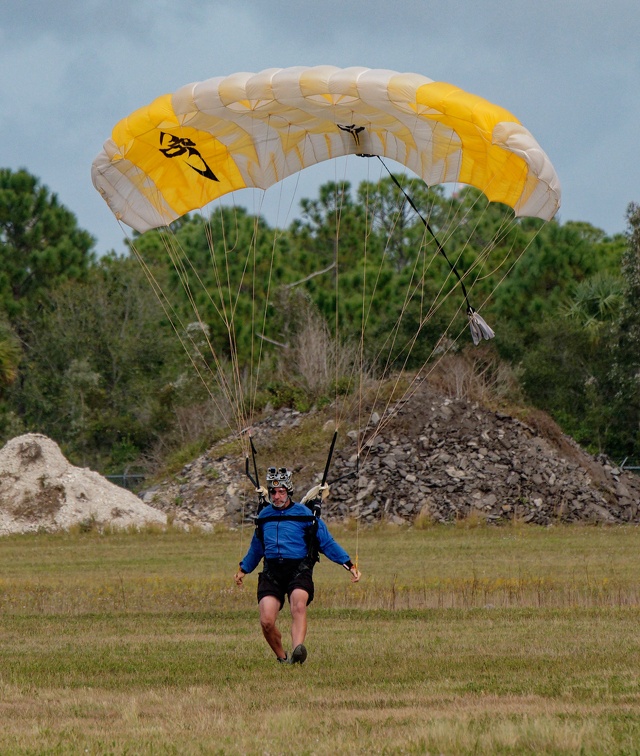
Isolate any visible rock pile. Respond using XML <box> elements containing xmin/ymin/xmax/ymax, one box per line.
<box><xmin>0</xmin><ymin>434</ymin><xmax>167</xmax><ymax>534</ymax></box>
<box><xmin>324</xmin><ymin>386</ymin><xmax>640</xmax><ymax>525</ymax></box>
<box><xmin>142</xmin><ymin>382</ymin><xmax>640</xmax><ymax>528</ymax></box>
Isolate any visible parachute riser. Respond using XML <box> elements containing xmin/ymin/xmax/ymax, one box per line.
<box><xmin>308</xmin><ymin>430</ymin><xmax>339</xmax><ymax>519</ymax></box>
<box><xmin>243</xmin><ymin>434</ymin><xmax>268</xmax><ymax>514</ymax></box>
<box><xmin>321</xmin><ymin>430</ymin><xmax>338</xmax><ymax>487</ymax></box>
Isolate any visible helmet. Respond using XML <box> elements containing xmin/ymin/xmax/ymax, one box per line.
<box><xmin>266</xmin><ymin>466</ymin><xmax>293</xmax><ymax>494</ymax></box>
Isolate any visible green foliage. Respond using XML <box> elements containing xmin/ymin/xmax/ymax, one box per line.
<box><xmin>518</xmin><ymin>318</ymin><xmax>615</xmax><ymax>451</ymax></box>
<box><xmin>264</xmin><ymin>380</ymin><xmax>313</xmax><ymax>413</ymax></box>
<box><xmin>0</xmin><ymin>321</ymin><xmax>21</xmax><ymax>389</ymax></box>
<box><xmin>0</xmin><ymin>168</ymin><xmax>95</xmax><ymax>318</ymax></box>
<box><xmin>4</xmin><ymin>254</ymin><xmax>190</xmax><ymax>468</ymax></box>
<box><xmin>1</xmin><ymin>166</ymin><xmax>638</xmax><ymax>472</ymax></box>
<box><xmin>491</xmin><ymin>219</ymin><xmax>621</xmax><ymax>353</ymax></box>
<box><xmin>512</xmin><ymin>212</ymin><xmax>638</xmax><ymax>458</ymax></box>
<box><xmin>603</xmin><ymin>202</ymin><xmax>640</xmax><ymax>458</ymax></box>
<box><xmin>134</xmin><ymin>207</ymin><xmax>292</xmax><ymax>366</ymax></box>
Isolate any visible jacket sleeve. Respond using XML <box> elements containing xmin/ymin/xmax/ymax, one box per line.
<box><xmin>315</xmin><ymin>518</ymin><xmax>351</xmax><ymax>565</ymax></box>
<box><xmin>239</xmin><ymin>530</ymin><xmax>264</xmax><ymax>574</ymax></box>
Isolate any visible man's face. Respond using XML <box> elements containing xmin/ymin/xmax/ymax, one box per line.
<box><xmin>270</xmin><ymin>486</ymin><xmax>289</xmax><ymax>508</ymax></box>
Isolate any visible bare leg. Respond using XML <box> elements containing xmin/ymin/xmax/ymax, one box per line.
<box><xmin>259</xmin><ymin>595</ymin><xmax>286</xmax><ymax>659</ymax></box>
<box><xmin>289</xmin><ymin>588</ymin><xmax>309</xmax><ymax>649</ymax></box>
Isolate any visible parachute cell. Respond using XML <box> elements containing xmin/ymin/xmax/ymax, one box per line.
<box><xmin>91</xmin><ymin>66</ymin><xmax>561</xmax><ymax>232</ymax></box>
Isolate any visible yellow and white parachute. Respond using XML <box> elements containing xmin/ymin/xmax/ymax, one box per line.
<box><xmin>91</xmin><ymin>65</ymin><xmax>562</xmax><ymax>495</ymax></box>
<box><xmin>92</xmin><ymin>66</ymin><xmax>560</xmax><ymax>233</ymax></box>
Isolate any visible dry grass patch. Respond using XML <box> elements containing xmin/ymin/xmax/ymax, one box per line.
<box><xmin>0</xmin><ymin>526</ymin><xmax>639</xmax><ymax>753</ymax></box>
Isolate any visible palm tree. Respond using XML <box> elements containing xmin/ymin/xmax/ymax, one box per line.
<box><xmin>561</xmin><ymin>272</ymin><xmax>623</xmax><ymax>342</ymax></box>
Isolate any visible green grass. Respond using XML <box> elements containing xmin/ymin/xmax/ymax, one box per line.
<box><xmin>0</xmin><ymin>524</ymin><xmax>639</xmax><ymax>753</ymax></box>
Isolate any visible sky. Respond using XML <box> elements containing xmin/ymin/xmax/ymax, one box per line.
<box><xmin>1</xmin><ymin>0</ymin><xmax>638</xmax><ymax>256</ymax></box>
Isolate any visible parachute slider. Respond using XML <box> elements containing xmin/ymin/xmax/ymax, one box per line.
<box><xmin>467</xmin><ymin>307</ymin><xmax>495</xmax><ymax>346</ymax></box>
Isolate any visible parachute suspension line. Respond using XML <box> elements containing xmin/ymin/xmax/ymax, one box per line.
<box><xmin>214</xmin><ymin>207</ymin><xmax>251</xmax><ymax>438</ymax></box>
<box><xmin>128</xmin><ymin>234</ymin><xmax>240</xmax><ymax>437</ymax></box>
<box><xmin>249</xmin><ymin>122</ymin><xmax>301</xmax><ymax>424</ymax></box>
<box><xmin>216</xmin><ymin>206</ymin><xmax>254</xmax><ymax>437</ymax></box>
<box><xmin>326</xmin><ymin>152</ymin><xmax>364</xmax><ymax>563</ymax></box>
<box><xmin>200</xmin><ymin>202</ymin><xmax>274</xmax><ymax>450</ymax></box>
<box><xmin>249</xmin><ymin>218</ymin><xmax>281</xmax><ymax>431</ymax></box>
<box><xmin>162</xmin><ymin>224</ymin><xmax>252</xmax><ymax>441</ymax></box>
<box><xmin>326</xmin><ymin>148</ymin><xmax>378</xmax><ymax>442</ymax></box>
<box><xmin>341</xmin><ymin>160</ymin><xmax>364</xmax><ymax>446</ymax></box>
<box><xmin>349</xmin><ymin>170</ymin><xmax>508</xmax><ymax>459</ymax></box>
<box><xmin>316</xmin><ymin>160</ymin><xmax>432</xmax><ymax>463</ymax></box>
<box><xmin>354</xmin><ymin>160</ymin><xmax>496</xmax><ymax>398</ymax></box>
<box><xmin>331</xmin><ymin>169</ymin><xmax>349</xmax><ymax>432</ymax></box>
<box><xmin>352</xmin><ymin>166</ymin><xmax>377</xmax><ymax>569</ymax></box>
<box><xmin>140</xmin><ymin>213</ymin><xmax>259</xmax><ymax>455</ymax></box>
<box><xmin>358</xmin><ymin>175</ymin><xmax>371</xmax><ymax>454</ymax></box>
<box><xmin>165</xmin><ymin>217</ymin><xmax>247</xmax><ymax>440</ymax></box>
<box><xmin>376</xmin><ymin>158</ymin><xmax>495</xmax><ymax>346</ymax></box>
<box><xmin>474</xmin><ymin>220</ymin><xmax>550</xmax><ymax>312</ymax></box>
<box><xmin>334</xmin><ymin>161</ymin><xmax>425</xmax><ymax>444</ymax></box>
<box><xmin>331</xmin><ymin>163</ymin><xmax>369</xmax><ymax>436</ymax></box>
<box><xmin>360</xmin><ymin>209</ymin><xmax>532</xmax><ymax>458</ymax></box>
<box><xmin>246</xmin><ymin>213</ymin><xmax>264</xmax><ymax>421</ymax></box>
<box><xmin>377</xmin><ymin>159</ymin><xmax>471</xmax><ymax>309</ymax></box>
<box><xmin>352</xmin><ymin>178</ymin><xmax>457</xmax><ymax>453</ymax></box>
<box><xmin>154</xmin><ymin>227</ymin><xmax>236</xmax><ymax>399</ymax></box>
<box><xmin>403</xmin><ymin>218</ymin><xmax>538</xmax><ymax>394</ymax></box>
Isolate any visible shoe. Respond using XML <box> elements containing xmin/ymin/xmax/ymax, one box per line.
<box><xmin>291</xmin><ymin>644</ymin><xmax>307</xmax><ymax>664</ymax></box>
<box><xmin>277</xmin><ymin>653</ymin><xmax>288</xmax><ymax>664</ymax></box>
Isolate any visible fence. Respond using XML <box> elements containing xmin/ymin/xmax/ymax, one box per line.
<box><xmin>620</xmin><ymin>458</ymin><xmax>640</xmax><ymax>475</ymax></box>
<box><xmin>105</xmin><ymin>472</ymin><xmax>146</xmax><ymax>491</ymax></box>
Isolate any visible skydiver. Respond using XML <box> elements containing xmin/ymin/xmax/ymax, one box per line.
<box><xmin>234</xmin><ymin>466</ymin><xmax>361</xmax><ymax>664</ymax></box>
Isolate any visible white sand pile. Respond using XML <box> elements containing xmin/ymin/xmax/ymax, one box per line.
<box><xmin>0</xmin><ymin>433</ymin><xmax>166</xmax><ymax>535</ymax></box>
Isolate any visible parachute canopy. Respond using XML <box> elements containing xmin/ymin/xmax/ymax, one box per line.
<box><xmin>92</xmin><ymin>66</ymin><xmax>561</xmax><ymax>233</ymax></box>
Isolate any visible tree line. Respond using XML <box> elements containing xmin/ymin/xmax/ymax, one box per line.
<box><xmin>0</xmin><ymin>166</ymin><xmax>638</xmax><ymax>475</ymax></box>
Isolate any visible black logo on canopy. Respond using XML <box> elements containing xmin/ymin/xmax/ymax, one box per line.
<box><xmin>159</xmin><ymin>133</ymin><xmax>220</xmax><ymax>182</ymax></box>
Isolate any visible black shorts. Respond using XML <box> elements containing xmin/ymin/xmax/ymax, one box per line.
<box><xmin>257</xmin><ymin>559</ymin><xmax>315</xmax><ymax>608</ymax></box>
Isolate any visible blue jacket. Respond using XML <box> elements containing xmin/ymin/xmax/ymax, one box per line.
<box><xmin>239</xmin><ymin>501</ymin><xmax>351</xmax><ymax>574</ymax></box>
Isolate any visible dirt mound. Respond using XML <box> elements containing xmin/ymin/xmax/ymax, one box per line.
<box><xmin>0</xmin><ymin>434</ymin><xmax>166</xmax><ymax>534</ymax></box>
<box><xmin>142</xmin><ymin>381</ymin><xmax>640</xmax><ymax>528</ymax></box>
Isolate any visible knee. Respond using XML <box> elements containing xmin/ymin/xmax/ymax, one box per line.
<box><xmin>290</xmin><ymin>588</ymin><xmax>309</xmax><ymax>615</ymax></box>
<box><xmin>260</xmin><ymin>615</ymin><xmax>276</xmax><ymax>633</ymax></box>
<box><xmin>290</xmin><ymin>599</ymin><xmax>307</xmax><ymax>619</ymax></box>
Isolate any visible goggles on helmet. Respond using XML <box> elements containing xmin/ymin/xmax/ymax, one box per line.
<box><xmin>266</xmin><ymin>466</ymin><xmax>293</xmax><ymax>493</ymax></box>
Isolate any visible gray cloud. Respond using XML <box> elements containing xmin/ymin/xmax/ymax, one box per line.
<box><xmin>1</xmin><ymin>0</ymin><xmax>637</xmax><ymax>253</ymax></box>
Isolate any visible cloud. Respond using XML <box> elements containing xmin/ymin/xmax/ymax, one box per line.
<box><xmin>1</xmin><ymin>0</ymin><xmax>638</xmax><ymax>253</ymax></box>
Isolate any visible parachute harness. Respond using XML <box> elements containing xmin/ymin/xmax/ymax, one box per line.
<box><xmin>243</xmin><ymin>431</ymin><xmax>359</xmax><ymax>575</ymax></box>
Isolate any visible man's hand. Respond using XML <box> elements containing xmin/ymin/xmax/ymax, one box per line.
<box><xmin>319</xmin><ymin>483</ymin><xmax>330</xmax><ymax>501</ymax></box>
<box><xmin>349</xmin><ymin>566</ymin><xmax>361</xmax><ymax>583</ymax></box>
<box><xmin>234</xmin><ymin>569</ymin><xmax>246</xmax><ymax>587</ymax></box>
<box><xmin>256</xmin><ymin>486</ymin><xmax>269</xmax><ymax>499</ymax></box>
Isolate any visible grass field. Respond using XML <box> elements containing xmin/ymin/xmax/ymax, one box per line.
<box><xmin>0</xmin><ymin>523</ymin><xmax>639</xmax><ymax>754</ymax></box>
